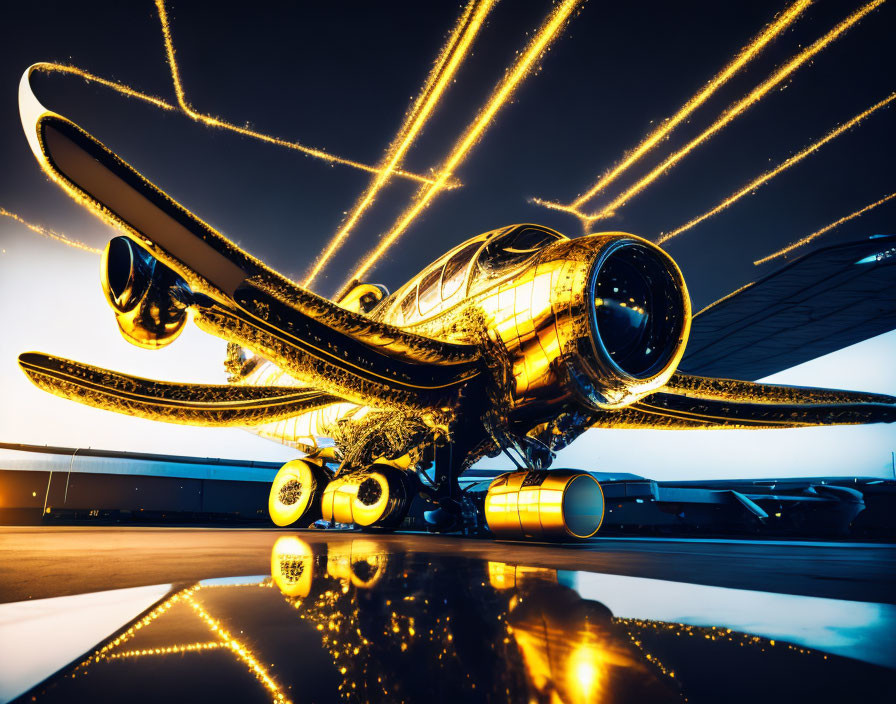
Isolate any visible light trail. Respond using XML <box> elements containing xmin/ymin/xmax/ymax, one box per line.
<box><xmin>0</xmin><ymin>207</ymin><xmax>103</xmax><ymax>254</ymax></box>
<box><xmin>32</xmin><ymin>59</ymin><xmax>443</xmax><ymax>188</ymax></box>
<box><xmin>153</xmin><ymin>0</ymin><xmax>451</xmax><ymax>188</ymax></box>
<box><xmin>302</xmin><ymin>0</ymin><xmax>497</xmax><ymax>288</ymax></box>
<box><xmin>32</xmin><ymin>63</ymin><xmax>177</xmax><ymax>111</ymax></box>
<box><xmin>186</xmin><ymin>594</ymin><xmax>292</xmax><ymax>704</ymax></box>
<box><xmin>694</xmin><ymin>281</ymin><xmax>755</xmax><ymax>317</ymax></box>
<box><xmin>754</xmin><ymin>190</ymin><xmax>896</xmax><ymax>265</ymax></box>
<box><xmin>349</xmin><ymin>0</ymin><xmax>584</xmax><ymax>285</ymax></box>
<box><xmin>658</xmin><ymin>91</ymin><xmax>896</xmax><ymax>244</ymax></box>
<box><xmin>568</xmin><ymin>0</ymin><xmax>812</xmax><ymax>210</ymax></box>
<box><xmin>583</xmin><ymin>0</ymin><xmax>886</xmax><ymax>223</ymax></box>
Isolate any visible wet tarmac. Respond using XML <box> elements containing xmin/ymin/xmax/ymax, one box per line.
<box><xmin>1</xmin><ymin>528</ymin><xmax>895</xmax><ymax>703</ymax></box>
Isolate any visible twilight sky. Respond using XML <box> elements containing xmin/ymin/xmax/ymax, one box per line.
<box><xmin>0</xmin><ymin>0</ymin><xmax>893</xmax><ymax>474</ymax></box>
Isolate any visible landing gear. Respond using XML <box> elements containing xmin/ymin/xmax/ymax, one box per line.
<box><xmin>268</xmin><ymin>459</ymin><xmax>330</xmax><ymax>527</ymax></box>
<box><xmin>321</xmin><ymin>464</ymin><xmax>412</xmax><ymax>528</ymax></box>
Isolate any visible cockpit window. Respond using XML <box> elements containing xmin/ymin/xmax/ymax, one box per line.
<box><xmin>474</xmin><ymin>227</ymin><xmax>560</xmax><ymax>281</ymax></box>
<box><xmin>417</xmin><ymin>267</ymin><xmax>442</xmax><ymax>315</ymax></box>
<box><xmin>441</xmin><ymin>240</ymin><xmax>481</xmax><ymax>301</ymax></box>
<box><xmin>399</xmin><ymin>287</ymin><xmax>417</xmax><ymax>321</ymax></box>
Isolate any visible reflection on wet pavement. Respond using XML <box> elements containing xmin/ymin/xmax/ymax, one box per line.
<box><xmin>10</xmin><ymin>536</ymin><xmax>896</xmax><ymax>703</ymax></box>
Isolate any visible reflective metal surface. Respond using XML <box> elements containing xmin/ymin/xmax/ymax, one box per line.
<box><xmin>4</xmin><ymin>532</ymin><xmax>894</xmax><ymax>704</ymax></box>
<box><xmin>484</xmin><ymin>469</ymin><xmax>604</xmax><ymax>539</ymax></box>
<box><xmin>15</xmin><ymin>63</ymin><xmax>896</xmax><ymax>536</ymax></box>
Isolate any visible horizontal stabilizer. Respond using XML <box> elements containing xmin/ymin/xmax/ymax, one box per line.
<box><xmin>19</xmin><ymin>352</ymin><xmax>341</xmax><ymax>427</ymax></box>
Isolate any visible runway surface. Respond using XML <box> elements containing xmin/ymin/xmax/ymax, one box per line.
<box><xmin>1</xmin><ymin>528</ymin><xmax>895</xmax><ymax>703</ymax></box>
<box><xmin>1</xmin><ymin>527</ymin><xmax>894</xmax><ymax>604</ymax></box>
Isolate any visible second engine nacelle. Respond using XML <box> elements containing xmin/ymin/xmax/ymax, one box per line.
<box><xmin>101</xmin><ymin>236</ymin><xmax>192</xmax><ymax>349</ymax></box>
<box><xmin>484</xmin><ymin>470</ymin><xmax>605</xmax><ymax>540</ymax></box>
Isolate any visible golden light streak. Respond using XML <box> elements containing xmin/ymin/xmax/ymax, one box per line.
<box><xmin>584</xmin><ymin>0</ymin><xmax>886</xmax><ymax>223</ymax></box>
<box><xmin>303</xmin><ymin>0</ymin><xmax>497</xmax><ymax>288</ymax></box>
<box><xmin>154</xmin><ymin>0</ymin><xmax>451</xmax><ymax>187</ymax></box>
<box><xmin>105</xmin><ymin>642</ymin><xmax>223</xmax><ymax>660</ymax></box>
<box><xmin>33</xmin><ymin>62</ymin><xmax>177</xmax><ymax>111</ymax></box>
<box><xmin>0</xmin><ymin>206</ymin><xmax>103</xmax><ymax>254</ymax></box>
<box><xmin>32</xmin><ymin>57</ymin><xmax>443</xmax><ymax>187</ymax></box>
<box><xmin>658</xmin><ymin>91</ymin><xmax>896</xmax><ymax>244</ymax></box>
<box><xmin>754</xmin><ymin>190</ymin><xmax>896</xmax><ymax>264</ymax></box>
<box><xmin>568</xmin><ymin>0</ymin><xmax>812</xmax><ymax>209</ymax></box>
<box><xmin>185</xmin><ymin>594</ymin><xmax>292</xmax><ymax>704</ymax></box>
<box><xmin>350</xmin><ymin>0</ymin><xmax>584</xmax><ymax>284</ymax></box>
<box><xmin>72</xmin><ymin>583</ymin><xmax>290</xmax><ymax>704</ymax></box>
<box><xmin>73</xmin><ymin>587</ymin><xmax>199</xmax><ymax>674</ymax></box>
<box><xmin>694</xmin><ymin>281</ymin><xmax>755</xmax><ymax>317</ymax></box>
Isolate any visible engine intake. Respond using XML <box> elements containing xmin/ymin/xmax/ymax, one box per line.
<box><xmin>484</xmin><ymin>470</ymin><xmax>604</xmax><ymax>540</ymax></box>
<box><xmin>101</xmin><ymin>236</ymin><xmax>192</xmax><ymax>349</ymax></box>
<box><xmin>591</xmin><ymin>240</ymin><xmax>687</xmax><ymax>380</ymax></box>
<box><xmin>566</xmin><ymin>234</ymin><xmax>691</xmax><ymax>410</ymax></box>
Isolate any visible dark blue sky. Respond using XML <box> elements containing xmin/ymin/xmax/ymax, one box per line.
<box><xmin>1</xmin><ymin>0</ymin><xmax>894</xmax><ymax>306</ymax></box>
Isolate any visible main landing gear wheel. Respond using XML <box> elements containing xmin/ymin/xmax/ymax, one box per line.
<box><xmin>321</xmin><ymin>464</ymin><xmax>411</xmax><ymax>529</ymax></box>
<box><xmin>268</xmin><ymin>459</ymin><xmax>330</xmax><ymax>527</ymax></box>
<box><xmin>270</xmin><ymin>535</ymin><xmax>314</xmax><ymax>597</ymax></box>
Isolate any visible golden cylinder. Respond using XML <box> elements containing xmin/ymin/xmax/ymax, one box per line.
<box><xmin>484</xmin><ymin>470</ymin><xmax>604</xmax><ymax>540</ymax></box>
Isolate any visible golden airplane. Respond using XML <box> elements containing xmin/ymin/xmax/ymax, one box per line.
<box><xmin>16</xmin><ymin>67</ymin><xmax>896</xmax><ymax>540</ymax></box>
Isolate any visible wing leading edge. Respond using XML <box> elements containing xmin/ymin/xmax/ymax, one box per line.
<box><xmin>591</xmin><ymin>373</ymin><xmax>896</xmax><ymax>430</ymax></box>
<box><xmin>19</xmin><ymin>352</ymin><xmax>342</xmax><ymax>427</ymax></box>
<box><xmin>18</xmin><ymin>66</ymin><xmax>483</xmax><ymax>412</ymax></box>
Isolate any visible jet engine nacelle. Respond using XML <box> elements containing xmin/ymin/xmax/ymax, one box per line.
<box><xmin>531</xmin><ymin>233</ymin><xmax>691</xmax><ymax>412</ymax></box>
<box><xmin>484</xmin><ymin>469</ymin><xmax>605</xmax><ymax>540</ymax></box>
<box><xmin>101</xmin><ymin>236</ymin><xmax>192</xmax><ymax>349</ymax></box>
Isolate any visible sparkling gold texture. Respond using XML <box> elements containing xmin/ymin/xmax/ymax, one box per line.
<box><xmin>0</xmin><ymin>206</ymin><xmax>102</xmax><ymax>254</ymax></box>
<box><xmin>582</xmin><ymin>0</ymin><xmax>885</xmax><ymax>223</ymax></box>
<box><xmin>303</xmin><ymin>0</ymin><xmax>496</xmax><ymax>288</ymax></box>
<box><xmin>659</xmin><ymin>92</ymin><xmax>896</xmax><ymax>244</ymax></box>
<box><xmin>349</xmin><ymin>0</ymin><xmax>584</xmax><ymax>283</ymax></box>
<box><xmin>754</xmin><ymin>191</ymin><xmax>896</xmax><ymax>264</ymax></box>
<box><xmin>28</xmin><ymin>19</ymin><xmax>445</xmax><ymax>187</ymax></box>
<box><xmin>567</xmin><ymin>0</ymin><xmax>812</xmax><ymax>209</ymax></box>
<box><xmin>18</xmin><ymin>351</ymin><xmax>340</xmax><ymax>427</ymax></box>
<box><xmin>16</xmin><ymin>26</ymin><xmax>896</xmax><ymax>540</ymax></box>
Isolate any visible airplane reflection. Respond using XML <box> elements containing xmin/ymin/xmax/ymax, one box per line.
<box><xmin>23</xmin><ymin>538</ymin><xmax>892</xmax><ymax>704</ymax></box>
<box><xmin>270</xmin><ymin>537</ymin><xmax>680</xmax><ymax>703</ymax></box>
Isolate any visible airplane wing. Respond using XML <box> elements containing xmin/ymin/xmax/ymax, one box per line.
<box><xmin>590</xmin><ymin>373</ymin><xmax>896</xmax><ymax>430</ymax></box>
<box><xmin>19</xmin><ymin>352</ymin><xmax>343</xmax><ymax>427</ymax></box>
<box><xmin>678</xmin><ymin>235</ymin><xmax>896</xmax><ymax>380</ymax></box>
<box><xmin>19</xmin><ymin>67</ymin><xmax>483</xmax><ymax>411</ymax></box>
